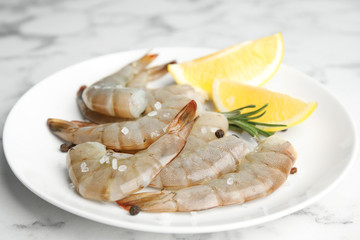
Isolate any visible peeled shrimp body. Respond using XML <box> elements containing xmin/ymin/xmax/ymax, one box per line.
<box><xmin>117</xmin><ymin>135</ymin><xmax>297</xmax><ymax>212</ymax></box>
<box><xmin>150</xmin><ymin>112</ymin><xmax>250</xmax><ymax>189</ymax></box>
<box><xmin>77</xmin><ymin>86</ymin><xmax>125</xmax><ymax>124</ymax></box>
<box><xmin>48</xmin><ymin>85</ymin><xmax>204</xmax><ymax>151</ymax></box>
<box><xmin>78</xmin><ymin>83</ymin><xmax>205</xmax><ymax>124</ymax></box>
<box><xmin>67</xmin><ymin>101</ymin><xmax>197</xmax><ymax>201</ymax></box>
<box><xmin>82</xmin><ymin>53</ymin><xmax>174</xmax><ymax>119</ymax></box>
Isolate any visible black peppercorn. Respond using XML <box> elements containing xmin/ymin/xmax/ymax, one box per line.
<box><xmin>60</xmin><ymin>143</ymin><xmax>74</xmax><ymax>152</ymax></box>
<box><xmin>215</xmin><ymin>129</ymin><xmax>225</xmax><ymax>138</ymax></box>
<box><xmin>129</xmin><ymin>205</ymin><xmax>141</xmax><ymax>216</ymax></box>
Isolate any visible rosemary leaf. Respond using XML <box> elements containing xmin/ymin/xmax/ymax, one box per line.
<box><xmin>229</xmin><ymin>121</ymin><xmax>259</xmax><ymax>138</ymax></box>
<box><xmin>256</xmin><ymin>128</ymin><xmax>274</xmax><ymax>137</ymax></box>
<box><xmin>221</xmin><ymin>104</ymin><xmax>257</xmax><ymax>118</ymax></box>
<box><xmin>247</xmin><ymin>121</ymin><xmax>287</xmax><ymax>127</ymax></box>
<box><xmin>222</xmin><ymin>103</ymin><xmax>287</xmax><ymax>138</ymax></box>
<box><xmin>237</xmin><ymin>103</ymin><xmax>268</xmax><ymax>118</ymax></box>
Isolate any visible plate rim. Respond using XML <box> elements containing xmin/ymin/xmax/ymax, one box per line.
<box><xmin>3</xmin><ymin>47</ymin><xmax>359</xmax><ymax>234</ymax></box>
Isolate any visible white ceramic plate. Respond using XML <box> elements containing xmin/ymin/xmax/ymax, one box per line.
<box><xmin>3</xmin><ymin>48</ymin><xmax>358</xmax><ymax>234</ymax></box>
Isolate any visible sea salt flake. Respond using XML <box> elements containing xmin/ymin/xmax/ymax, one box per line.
<box><xmin>80</xmin><ymin>162</ymin><xmax>89</xmax><ymax>172</ymax></box>
<box><xmin>151</xmin><ymin>131</ymin><xmax>160</xmax><ymax>138</ymax></box>
<box><xmin>154</xmin><ymin>102</ymin><xmax>162</xmax><ymax>110</ymax></box>
<box><xmin>112</xmin><ymin>152</ymin><xmax>132</xmax><ymax>159</ymax></box>
<box><xmin>112</xmin><ymin>159</ymin><xmax>118</xmax><ymax>170</ymax></box>
<box><xmin>201</xmin><ymin>127</ymin><xmax>207</xmax><ymax>134</ymax></box>
<box><xmin>99</xmin><ymin>155</ymin><xmax>109</xmax><ymax>164</ymax></box>
<box><xmin>163</xmin><ymin>112</ymin><xmax>170</xmax><ymax>118</ymax></box>
<box><xmin>227</xmin><ymin>177</ymin><xmax>234</xmax><ymax>185</ymax></box>
<box><xmin>121</xmin><ymin>127</ymin><xmax>129</xmax><ymax>135</ymax></box>
<box><xmin>148</xmin><ymin>111</ymin><xmax>157</xmax><ymax>117</ymax></box>
<box><xmin>118</xmin><ymin>165</ymin><xmax>127</xmax><ymax>172</ymax></box>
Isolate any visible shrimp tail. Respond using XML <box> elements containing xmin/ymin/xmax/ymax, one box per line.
<box><xmin>70</xmin><ymin>120</ymin><xmax>96</xmax><ymax>127</ymax></box>
<box><xmin>117</xmin><ymin>191</ymin><xmax>177</xmax><ymax>212</ymax></box>
<box><xmin>145</xmin><ymin>60</ymin><xmax>177</xmax><ymax>82</ymax></box>
<box><xmin>167</xmin><ymin>100</ymin><xmax>197</xmax><ymax>137</ymax></box>
<box><xmin>47</xmin><ymin>118</ymin><xmax>78</xmax><ymax>132</ymax></box>
<box><xmin>47</xmin><ymin>118</ymin><xmax>78</xmax><ymax>142</ymax></box>
<box><xmin>138</xmin><ymin>53</ymin><xmax>158</xmax><ymax>67</ymax></box>
<box><xmin>112</xmin><ymin>53</ymin><xmax>158</xmax><ymax>79</ymax></box>
<box><xmin>128</xmin><ymin>60</ymin><xmax>177</xmax><ymax>87</ymax></box>
<box><xmin>126</xmin><ymin>52</ymin><xmax>158</xmax><ymax>73</ymax></box>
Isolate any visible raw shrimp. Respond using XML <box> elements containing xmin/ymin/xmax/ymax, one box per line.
<box><xmin>67</xmin><ymin>100</ymin><xmax>197</xmax><ymax>201</ymax></box>
<box><xmin>82</xmin><ymin>53</ymin><xmax>175</xmax><ymax>119</ymax></box>
<box><xmin>77</xmin><ymin>84</ymin><xmax>205</xmax><ymax>124</ymax></box>
<box><xmin>48</xmin><ymin>85</ymin><xmax>205</xmax><ymax>151</ymax></box>
<box><xmin>77</xmin><ymin>86</ymin><xmax>124</xmax><ymax>124</ymax></box>
<box><xmin>117</xmin><ymin>135</ymin><xmax>297</xmax><ymax>212</ymax></box>
<box><xmin>67</xmin><ymin>110</ymin><xmax>246</xmax><ymax>190</ymax></box>
<box><xmin>150</xmin><ymin>112</ymin><xmax>250</xmax><ymax>189</ymax></box>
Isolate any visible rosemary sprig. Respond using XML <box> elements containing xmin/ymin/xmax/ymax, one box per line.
<box><xmin>221</xmin><ymin>104</ymin><xmax>287</xmax><ymax>138</ymax></box>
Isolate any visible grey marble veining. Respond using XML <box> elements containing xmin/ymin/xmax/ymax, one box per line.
<box><xmin>1</xmin><ymin>0</ymin><xmax>360</xmax><ymax>239</ymax></box>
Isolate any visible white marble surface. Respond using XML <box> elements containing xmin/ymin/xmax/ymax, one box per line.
<box><xmin>1</xmin><ymin>0</ymin><xmax>360</xmax><ymax>239</ymax></box>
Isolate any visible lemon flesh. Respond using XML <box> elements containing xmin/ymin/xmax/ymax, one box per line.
<box><xmin>168</xmin><ymin>33</ymin><xmax>284</xmax><ymax>97</ymax></box>
<box><xmin>213</xmin><ymin>79</ymin><xmax>317</xmax><ymax>131</ymax></box>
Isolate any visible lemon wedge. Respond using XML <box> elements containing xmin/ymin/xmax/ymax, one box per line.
<box><xmin>213</xmin><ymin>78</ymin><xmax>317</xmax><ymax>131</ymax></box>
<box><xmin>168</xmin><ymin>33</ymin><xmax>284</xmax><ymax>96</ymax></box>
